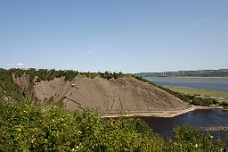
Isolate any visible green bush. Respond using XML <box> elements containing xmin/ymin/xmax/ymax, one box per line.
<box><xmin>221</xmin><ymin>101</ymin><xmax>228</xmax><ymax>107</ymax></box>
<box><xmin>46</xmin><ymin>96</ymin><xmax>54</xmax><ymax>104</ymax></box>
<box><xmin>164</xmin><ymin>123</ymin><xmax>224</xmax><ymax>152</ymax></box>
<box><xmin>0</xmin><ymin>98</ymin><xmax>226</xmax><ymax>151</ymax></box>
<box><xmin>0</xmin><ymin>100</ymin><xmax>164</xmax><ymax>151</ymax></box>
<box><xmin>0</xmin><ymin>100</ymin><xmax>80</xmax><ymax>151</ymax></box>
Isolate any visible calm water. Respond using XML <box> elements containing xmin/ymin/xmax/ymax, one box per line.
<box><xmin>144</xmin><ymin>77</ymin><xmax>228</xmax><ymax>93</ymax></box>
<box><xmin>139</xmin><ymin>109</ymin><xmax>228</xmax><ymax>139</ymax></box>
<box><xmin>141</xmin><ymin>77</ymin><xmax>228</xmax><ymax>139</ymax></box>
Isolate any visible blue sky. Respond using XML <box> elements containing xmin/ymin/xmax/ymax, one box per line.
<box><xmin>0</xmin><ymin>0</ymin><xmax>227</xmax><ymax>73</ymax></box>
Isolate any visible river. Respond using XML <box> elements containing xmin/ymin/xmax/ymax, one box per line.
<box><xmin>144</xmin><ymin>77</ymin><xmax>228</xmax><ymax>93</ymax></box>
<box><xmin>139</xmin><ymin>77</ymin><xmax>228</xmax><ymax>139</ymax></box>
<box><xmin>138</xmin><ymin>109</ymin><xmax>228</xmax><ymax>139</ymax></box>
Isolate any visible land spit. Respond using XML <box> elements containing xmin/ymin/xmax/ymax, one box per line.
<box><xmin>101</xmin><ymin>106</ymin><xmax>196</xmax><ymax>118</ymax></box>
<box><xmin>199</xmin><ymin>126</ymin><xmax>228</xmax><ymax>131</ymax></box>
<box><xmin>102</xmin><ymin>106</ymin><xmax>226</xmax><ymax>118</ymax></box>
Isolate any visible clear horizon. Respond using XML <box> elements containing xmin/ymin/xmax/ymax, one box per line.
<box><xmin>1</xmin><ymin>0</ymin><xmax>227</xmax><ymax>73</ymax></box>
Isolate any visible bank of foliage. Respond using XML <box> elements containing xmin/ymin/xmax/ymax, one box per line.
<box><xmin>0</xmin><ymin>99</ymin><xmax>226</xmax><ymax>152</ymax></box>
<box><xmin>0</xmin><ymin>69</ymin><xmax>24</xmax><ymax>101</ymax></box>
<box><xmin>221</xmin><ymin>101</ymin><xmax>228</xmax><ymax>109</ymax></box>
<box><xmin>133</xmin><ymin>76</ymin><xmax>220</xmax><ymax>107</ymax></box>
<box><xmin>7</xmin><ymin>68</ymin><xmax>126</xmax><ymax>82</ymax></box>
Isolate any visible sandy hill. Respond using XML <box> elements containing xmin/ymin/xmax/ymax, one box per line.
<box><xmin>14</xmin><ymin>75</ymin><xmax>188</xmax><ymax>115</ymax></box>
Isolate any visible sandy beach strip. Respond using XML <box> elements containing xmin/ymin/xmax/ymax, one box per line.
<box><xmin>101</xmin><ymin>106</ymin><xmax>225</xmax><ymax>118</ymax></box>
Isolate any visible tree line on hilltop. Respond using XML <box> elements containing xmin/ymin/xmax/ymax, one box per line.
<box><xmin>0</xmin><ymin>68</ymin><xmax>128</xmax><ymax>102</ymax></box>
<box><xmin>6</xmin><ymin>68</ymin><xmax>126</xmax><ymax>82</ymax></box>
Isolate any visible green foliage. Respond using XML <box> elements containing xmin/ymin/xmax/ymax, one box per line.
<box><xmin>221</xmin><ymin>101</ymin><xmax>228</xmax><ymax>109</ymax></box>
<box><xmin>54</xmin><ymin>101</ymin><xmax>64</xmax><ymax>108</ymax></box>
<box><xmin>46</xmin><ymin>96</ymin><xmax>54</xmax><ymax>104</ymax></box>
<box><xmin>191</xmin><ymin>97</ymin><xmax>214</xmax><ymax>106</ymax></box>
<box><xmin>0</xmin><ymin>99</ymin><xmax>226</xmax><ymax>151</ymax></box>
<box><xmin>98</xmin><ymin>71</ymin><xmax>125</xmax><ymax>80</ymax></box>
<box><xmin>0</xmin><ymin>100</ymin><xmax>81</xmax><ymax>151</ymax></box>
<box><xmin>164</xmin><ymin>123</ymin><xmax>224</xmax><ymax>152</ymax></box>
<box><xmin>157</xmin><ymin>85</ymin><xmax>215</xmax><ymax>106</ymax></box>
<box><xmin>221</xmin><ymin>101</ymin><xmax>228</xmax><ymax>107</ymax></box>
<box><xmin>64</xmin><ymin>70</ymin><xmax>78</xmax><ymax>81</ymax></box>
<box><xmin>2</xmin><ymin>68</ymin><xmax>128</xmax><ymax>83</ymax></box>
<box><xmin>0</xmin><ymin>100</ymin><xmax>160</xmax><ymax>151</ymax></box>
<box><xmin>0</xmin><ymin>69</ymin><xmax>227</xmax><ymax>151</ymax></box>
<box><xmin>0</xmin><ymin>68</ymin><xmax>23</xmax><ymax>101</ymax></box>
<box><xmin>73</xmin><ymin>111</ymin><xmax>165</xmax><ymax>152</ymax></box>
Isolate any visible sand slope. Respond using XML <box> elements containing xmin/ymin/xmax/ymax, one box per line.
<box><xmin>15</xmin><ymin>76</ymin><xmax>189</xmax><ymax>114</ymax></box>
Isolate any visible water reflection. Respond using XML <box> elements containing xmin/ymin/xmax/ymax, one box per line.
<box><xmin>138</xmin><ymin>109</ymin><xmax>228</xmax><ymax>139</ymax></box>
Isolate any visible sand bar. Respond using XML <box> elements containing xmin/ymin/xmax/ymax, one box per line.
<box><xmin>102</xmin><ymin>106</ymin><xmax>226</xmax><ymax>118</ymax></box>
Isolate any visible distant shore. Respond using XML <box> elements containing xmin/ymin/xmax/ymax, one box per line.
<box><xmin>102</xmin><ymin>106</ymin><xmax>226</xmax><ymax>118</ymax></box>
<box><xmin>170</xmin><ymin>76</ymin><xmax>228</xmax><ymax>79</ymax></box>
<box><xmin>142</xmin><ymin>76</ymin><xmax>228</xmax><ymax>79</ymax></box>
<box><xmin>144</xmin><ymin>76</ymin><xmax>228</xmax><ymax>79</ymax></box>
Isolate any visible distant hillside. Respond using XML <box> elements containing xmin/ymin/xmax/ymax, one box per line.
<box><xmin>135</xmin><ymin>69</ymin><xmax>228</xmax><ymax>77</ymax></box>
<box><xmin>0</xmin><ymin>68</ymin><xmax>189</xmax><ymax>115</ymax></box>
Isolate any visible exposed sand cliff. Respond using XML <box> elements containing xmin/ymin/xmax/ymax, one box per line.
<box><xmin>14</xmin><ymin>75</ymin><xmax>189</xmax><ymax>115</ymax></box>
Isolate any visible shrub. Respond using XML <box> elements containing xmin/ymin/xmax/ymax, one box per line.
<box><xmin>0</xmin><ymin>100</ymin><xmax>164</xmax><ymax>151</ymax></box>
<box><xmin>0</xmin><ymin>99</ymin><xmax>226</xmax><ymax>151</ymax></box>
<box><xmin>164</xmin><ymin>123</ymin><xmax>224</xmax><ymax>152</ymax></box>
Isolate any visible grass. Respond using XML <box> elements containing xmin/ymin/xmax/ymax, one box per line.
<box><xmin>165</xmin><ymin>86</ymin><xmax>228</xmax><ymax>101</ymax></box>
<box><xmin>46</xmin><ymin>96</ymin><xmax>54</xmax><ymax>104</ymax></box>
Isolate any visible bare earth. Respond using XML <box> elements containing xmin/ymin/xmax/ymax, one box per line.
<box><xmin>15</xmin><ymin>76</ymin><xmax>191</xmax><ymax>117</ymax></box>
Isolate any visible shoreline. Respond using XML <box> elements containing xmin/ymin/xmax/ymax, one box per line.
<box><xmin>199</xmin><ymin>126</ymin><xmax>228</xmax><ymax>131</ymax></box>
<box><xmin>101</xmin><ymin>106</ymin><xmax>225</xmax><ymax>118</ymax></box>
<box><xmin>163</xmin><ymin>85</ymin><xmax>228</xmax><ymax>94</ymax></box>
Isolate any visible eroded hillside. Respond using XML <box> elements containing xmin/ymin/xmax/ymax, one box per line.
<box><xmin>14</xmin><ymin>74</ymin><xmax>188</xmax><ymax>114</ymax></box>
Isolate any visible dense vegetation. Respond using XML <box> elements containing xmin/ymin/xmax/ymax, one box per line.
<box><xmin>0</xmin><ymin>68</ymin><xmax>228</xmax><ymax>151</ymax></box>
<box><xmin>135</xmin><ymin>69</ymin><xmax>228</xmax><ymax>77</ymax></box>
<box><xmin>6</xmin><ymin>68</ymin><xmax>126</xmax><ymax>82</ymax></box>
<box><xmin>0</xmin><ymin>68</ymin><xmax>24</xmax><ymax>101</ymax></box>
<box><xmin>221</xmin><ymin>101</ymin><xmax>228</xmax><ymax>109</ymax></box>
<box><xmin>0</xmin><ymin>99</ymin><xmax>227</xmax><ymax>151</ymax></box>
